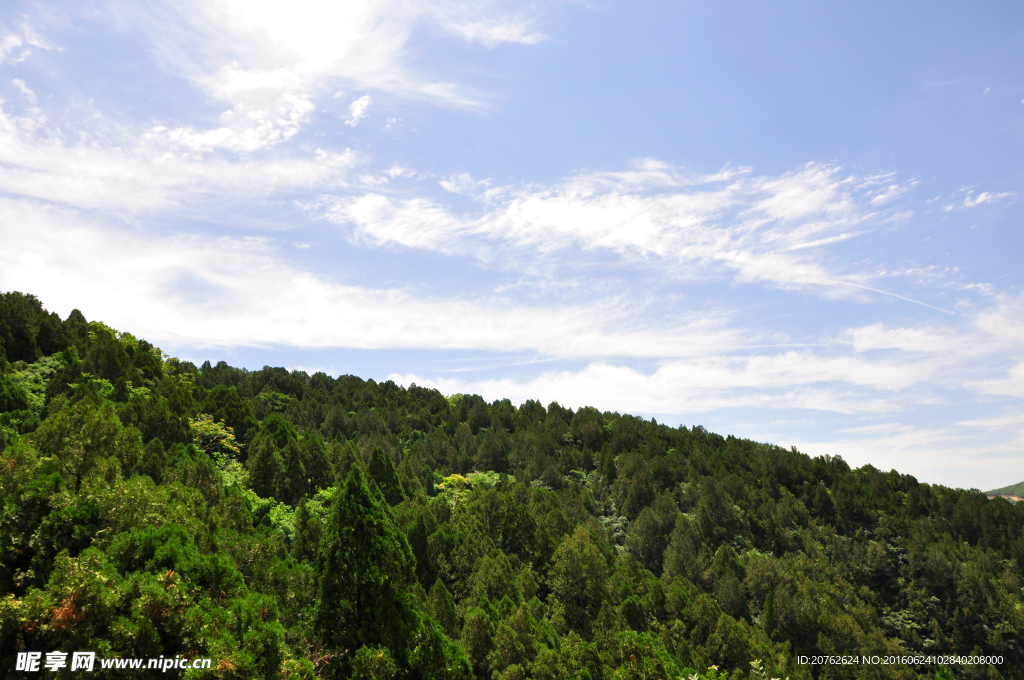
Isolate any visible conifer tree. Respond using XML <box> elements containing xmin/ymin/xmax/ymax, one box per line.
<box><xmin>315</xmin><ymin>465</ymin><xmax>420</xmax><ymax>677</ymax></box>
<box><xmin>248</xmin><ymin>435</ymin><xmax>285</xmax><ymax>499</ymax></box>
<box><xmin>293</xmin><ymin>496</ymin><xmax>322</xmax><ymax>563</ymax></box>
<box><xmin>368</xmin><ymin>445</ymin><xmax>406</xmax><ymax>506</ymax></box>
<box><xmin>410</xmin><ymin>619</ymin><xmax>473</xmax><ymax>680</ymax></box>
<box><xmin>549</xmin><ymin>525</ymin><xmax>610</xmax><ymax>637</ymax></box>
<box><xmin>333</xmin><ymin>439</ymin><xmax>363</xmax><ymax>484</ymax></box>
<box><xmin>398</xmin><ymin>454</ymin><xmax>426</xmax><ymax>498</ymax></box>
<box><xmin>408</xmin><ymin>513</ymin><xmax>435</xmax><ymax>589</ymax></box>
<box><xmin>304</xmin><ymin>434</ymin><xmax>335</xmax><ymax>491</ymax></box>
<box><xmin>281</xmin><ymin>439</ymin><xmax>307</xmax><ymax>504</ymax></box>
<box><xmin>427</xmin><ymin>579</ymin><xmax>459</xmax><ymax>640</ymax></box>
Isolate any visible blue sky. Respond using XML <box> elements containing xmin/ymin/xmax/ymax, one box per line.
<box><xmin>1</xmin><ymin>0</ymin><xmax>1022</xmax><ymax>489</ymax></box>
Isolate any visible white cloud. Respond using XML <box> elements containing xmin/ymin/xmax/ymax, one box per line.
<box><xmin>965</xmin><ymin>361</ymin><xmax>1024</xmax><ymax>398</ymax></box>
<box><xmin>5</xmin><ymin>192</ymin><xmax>1009</xmax><ymax>394</ymax></box>
<box><xmin>0</xmin><ymin>22</ymin><xmax>52</xmax><ymax>63</ymax></box>
<box><xmin>0</xmin><ymin>0</ymin><xmax>552</xmax><ymax>172</ymax></box>
<box><xmin>963</xmin><ymin>191</ymin><xmax>1016</xmax><ymax>207</ymax></box>
<box><xmin>157</xmin><ymin>92</ymin><xmax>317</xmax><ymax>153</ymax></box>
<box><xmin>0</xmin><ymin>104</ymin><xmax>358</xmax><ymax>213</ymax></box>
<box><xmin>104</xmin><ymin>0</ymin><xmax>552</xmax><ymax>151</ymax></box>
<box><xmin>0</xmin><ymin>196</ymin><xmax>742</xmax><ymax>358</ymax></box>
<box><xmin>869</xmin><ymin>180</ymin><xmax>918</xmax><ymax>205</ymax></box>
<box><xmin>0</xmin><ymin>33</ymin><xmax>23</xmax><ymax>63</ymax></box>
<box><xmin>345</xmin><ymin>95</ymin><xmax>372</xmax><ymax>127</ymax></box>
<box><xmin>0</xmin><ymin>22</ymin><xmax>55</xmax><ymax>64</ymax></box>
<box><xmin>433</xmin><ymin>8</ymin><xmax>547</xmax><ymax>47</ymax></box>
<box><xmin>11</xmin><ymin>78</ymin><xmax>35</xmax><ymax>101</ymax></box>
<box><xmin>788</xmin><ymin>422</ymin><xmax>1023</xmax><ymax>490</ymax></box>
<box><xmin>390</xmin><ymin>357</ymin><xmax>909</xmax><ymax>417</ymax></box>
<box><xmin>321</xmin><ymin>161</ymin><xmax>922</xmax><ymax>298</ymax></box>
<box><xmin>385</xmin><ymin>164</ymin><xmax>416</xmax><ymax>178</ymax></box>
<box><xmin>439</xmin><ymin>172</ymin><xmax>490</xmax><ymax>195</ymax></box>
<box><xmin>958</xmin><ymin>412</ymin><xmax>1024</xmax><ymax>428</ymax></box>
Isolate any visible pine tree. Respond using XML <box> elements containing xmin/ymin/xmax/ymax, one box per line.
<box><xmin>315</xmin><ymin>465</ymin><xmax>420</xmax><ymax>677</ymax></box>
<box><xmin>333</xmin><ymin>439</ymin><xmax>363</xmax><ymax>484</ymax></box>
<box><xmin>248</xmin><ymin>435</ymin><xmax>285</xmax><ymax>500</ymax></box>
<box><xmin>304</xmin><ymin>434</ymin><xmax>335</xmax><ymax>492</ymax></box>
<box><xmin>138</xmin><ymin>437</ymin><xmax>166</xmax><ymax>483</ymax></box>
<box><xmin>293</xmin><ymin>497</ymin><xmax>322</xmax><ymax>563</ymax></box>
<box><xmin>408</xmin><ymin>513</ymin><xmax>435</xmax><ymax>589</ymax></box>
<box><xmin>281</xmin><ymin>439</ymin><xmax>307</xmax><ymax>504</ymax></box>
<box><xmin>409</xmin><ymin>619</ymin><xmax>473</xmax><ymax>680</ymax></box>
<box><xmin>427</xmin><ymin>580</ymin><xmax>459</xmax><ymax>640</ymax></box>
<box><xmin>398</xmin><ymin>454</ymin><xmax>426</xmax><ymax>499</ymax></box>
<box><xmin>368</xmin><ymin>446</ymin><xmax>406</xmax><ymax>506</ymax></box>
<box><xmin>549</xmin><ymin>525</ymin><xmax>610</xmax><ymax>637</ymax></box>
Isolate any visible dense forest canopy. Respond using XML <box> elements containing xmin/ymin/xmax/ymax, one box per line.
<box><xmin>1</xmin><ymin>291</ymin><xmax>1022</xmax><ymax>679</ymax></box>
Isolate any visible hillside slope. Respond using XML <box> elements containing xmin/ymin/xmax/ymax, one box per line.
<box><xmin>986</xmin><ymin>481</ymin><xmax>1024</xmax><ymax>497</ymax></box>
<box><xmin>2</xmin><ymin>291</ymin><xmax>1022</xmax><ymax>680</ymax></box>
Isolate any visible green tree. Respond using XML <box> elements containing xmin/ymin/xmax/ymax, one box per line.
<box><xmin>315</xmin><ymin>465</ymin><xmax>420</xmax><ymax>677</ymax></box>
<box><xmin>461</xmin><ymin>606</ymin><xmax>494</xmax><ymax>678</ymax></box>
<box><xmin>613</xmin><ymin>631</ymin><xmax>681</xmax><ymax>680</ymax></box>
<box><xmin>303</xmin><ymin>433</ymin><xmax>335</xmax><ymax>492</ymax></box>
<box><xmin>202</xmin><ymin>384</ymin><xmax>259</xmax><ymax>447</ymax></box>
<box><xmin>571</xmin><ymin>406</ymin><xmax>606</xmax><ymax>452</ymax></box>
<box><xmin>549</xmin><ymin>525</ymin><xmax>610</xmax><ymax>637</ymax></box>
<box><xmin>427</xmin><ymin>579</ymin><xmax>459</xmax><ymax>639</ymax></box>
<box><xmin>0</xmin><ymin>291</ymin><xmax>44</xmax><ymax>363</ymax></box>
<box><xmin>293</xmin><ymin>497</ymin><xmax>322</xmax><ymax>563</ymax></box>
<box><xmin>410</xmin><ymin>619</ymin><xmax>473</xmax><ymax>680</ymax></box>
<box><xmin>351</xmin><ymin>645</ymin><xmax>397</xmax><ymax>680</ymax></box>
<box><xmin>84</xmin><ymin>325</ymin><xmax>139</xmax><ymax>394</ymax></box>
<box><xmin>281</xmin><ymin>438</ymin><xmax>308</xmax><ymax>504</ymax></box>
<box><xmin>248</xmin><ymin>435</ymin><xmax>285</xmax><ymax>500</ymax></box>
<box><xmin>368</xmin><ymin>446</ymin><xmax>406</xmax><ymax>506</ymax></box>
<box><xmin>624</xmin><ymin>494</ymin><xmax>679</xmax><ymax>575</ymax></box>
<box><xmin>34</xmin><ymin>399</ymin><xmax>142</xmax><ymax>491</ymax></box>
<box><xmin>408</xmin><ymin>513</ymin><xmax>436</xmax><ymax>589</ymax></box>
<box><xmin>0</xmin><ymin>373</ymin><xmax>29</xmax><ymax>413</ymax></box>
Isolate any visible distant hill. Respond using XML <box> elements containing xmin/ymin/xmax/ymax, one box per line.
<box><xmin>986</xmin><ymin>480</ymin><xmax>1024</xmax><ymax>497</ymax></box>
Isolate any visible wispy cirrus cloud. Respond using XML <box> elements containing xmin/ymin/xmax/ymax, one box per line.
<box><xmin>0</xmin><ymin>105</ymin><xmax>358</xmax><ymax>213</ymax></box>
<box><xmin>100</xmin><ymin>0</ymin><xmax>551</xmax><ymax>154</ymax></box>
<box><xmin>941</xmin><ymin>186</ymin><xmax>1017</xmax><ymax>212</ymax></box>
<box><xmin>0</xmin><ymin>0</ymin><xmax>555</xmax><ymax>214</ymax></box>
<box><xmin>0</xmin><ymin>21</ymin><xmax>56</xmax><ymax>64</ymax></box>
<box><xmin>966</xmin><ymin>361</ymin><xmax>1024</xmax><ymax>398</ymax></box>
<box><xmin>0</xmin><ymin>0</ymin><xmax>554</xmax><ymax>199</ymax></box>
<box><xmin>345</xmin><ymin>95</ymin><xmax>373</xmax><ymax>127</ymax></box>
<box><xmin>320</xmin><ymin>160</ymin><xmax>922</xmax><ymax>299</ymax></box>
<box><xmin>963</xmin><ymin>191</ymin><xmax>1016</xmax><ymax>207</ymax></box>
<box><xmin>0</xmin><ymin>196</ymin><xmax>741</xmax><ymax>358</ymax></box>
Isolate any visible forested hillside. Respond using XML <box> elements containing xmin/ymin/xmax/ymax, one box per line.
<box><xmin>1</xmin><ymin>291</ymin><xmax>1022</xmax><ymax>680</ymax></box>
<box><xmin>985</xmin><ymin>482</ymin><xmax>1024</xmax><ymax>499</ymax></box>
